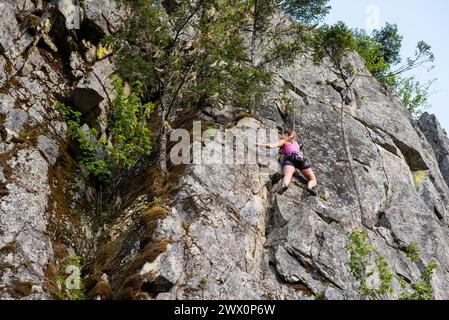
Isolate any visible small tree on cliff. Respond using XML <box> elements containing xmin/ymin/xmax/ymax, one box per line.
<box><xmin>354</xmin><ymin>23</ymin><xmax>434</xmax><ymax>80</ymax></box>
<box><xmin>311</xmin><ymin>20</ymin><xmax>435</xmax><ymax>117</ymax></box>
<box><xmin>311</xmin><ymin>21</ymin><xmax>356</xmax><ymax>88</ymax></box>
<box><xmin>353</xmin><ymin>23</ymin><xmax>435</xmax><ymax>116</ymax></box>
<box><xmin>111</xmin><ymin>0</ymin><xmax>274</xmax><ymax>176</ymax></box>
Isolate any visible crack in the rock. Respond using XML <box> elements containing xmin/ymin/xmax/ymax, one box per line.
<box><xmin>288</xmin><ymin>243</ymin><xmax>344</xmax><ymax>291</ymax></box>
<box><xmin>92</xmin><ymin>70</ymin><xmax>113</xmax><ymax>105</ymax></box>
<box><xmin>427</xmin><ymin>174</ymin><xmax>449</xmax><ymax>208</ymax></box>
<box><xmin>363</xmin><ymin>125</ymin><xmax>391</xmax><ymax>200</ymax></box>
<box><xmin>101</xmin><ymin>12</ymin><xmax>115</xmax><ymax>35</ymax></box>
<box><xmin>337</xmin><ymin>100</ymin><xmax>367</xmax><ymax>228</ymax></box>
<box><xmin>352</xmin><ymin>157</ymin><xmax>370</xmax><ymax>168</ymax></box>
<box><xmin>312</xmin><ymin>209</ymin><xmax>339</xmax><ymax>225</ymax></box>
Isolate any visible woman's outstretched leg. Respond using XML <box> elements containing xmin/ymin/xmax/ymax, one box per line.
<box><xmin>278</xmin><ymin>165</ymin><xmax>295</xmax><ymax>195</ymax></box>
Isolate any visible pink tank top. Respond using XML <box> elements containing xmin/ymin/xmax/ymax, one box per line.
<box><xmin>283</xmin><ymin>140</ymin><xmax>300</xmax><ymax>155</ymax></box>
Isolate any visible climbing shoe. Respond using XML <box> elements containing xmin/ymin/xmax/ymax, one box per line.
<box><xmin>277</xmin><ymin>184</ymin><xmax>289</xmax><ymax>195</ymax></box>
<box><xmin>305</xmin><ymin>185</ymin><xmax>317</xmax><ymax>197</ymax></box>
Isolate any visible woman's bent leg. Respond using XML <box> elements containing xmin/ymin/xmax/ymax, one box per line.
<box><xmin>283</xmin><ymin>165</ymin><xmax>296</xmax><ymax>187</ymax></box>
<box><xmin>301</xmin><ymin>168</ymin><xmax>317</xmax><ymax>188</ymax></box>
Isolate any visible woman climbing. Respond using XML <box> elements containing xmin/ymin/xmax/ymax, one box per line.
<box><xmin>257</xmin><ymin>129</ymin><xmax>317</xmax><ymax>196</ymax></box>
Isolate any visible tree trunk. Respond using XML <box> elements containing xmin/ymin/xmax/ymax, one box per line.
<box><xmin>159</xmin><ymin>97</ymin><xmax>169</xmax><ymax>178</ymax></box>
<box><xmin>159</xmin><ymin>125</ymin><xmax>167</xmax><ymax>178</ymax></box>
<box><xmin>250</xmin><ymin>0</ymin><xmax>259</xmax><ymax>67</ymax></box>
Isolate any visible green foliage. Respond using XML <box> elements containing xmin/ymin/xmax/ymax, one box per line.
<box><xmin>400</xmin><ymin>242</ymin><xmax>438</xmax><ymax>300</ymax></box>
<box><xmin>193</xmin><ymin>4</ymin><xmax>273</xmax><ymax>109</ymax></box>
<box><xmin>275</xmin><ymin>0</ymin><xmax>331</xmax><ymax>25</ymax></box>
<box><xmin>399</xmin><ymin>262</ymin><xmax>438</xmax><ymax>300</ymax></box>
<box><xmin>353</xmin><ymin>28</ymin><xmax>394</xmax><ymax>84</ymax></box>
<box><xmin>55</xmin><ymin>77</ymin><xmax>154</xmax><ymax>179</ymax></box>
<box><xmin>264</xmin><ymin>40</ymin><xmax>302</xmax><ymax>66</ymax></box>
<box><xmin>371</xmin><ymin>23</ymin><xmax>403</xmax><ymax>66</ymax></box>
<box><xmin>112</xmin><ymin>0</ymin><xmax>170</xmax><ymax>94</ymax></box>
<box><xmin>250</xmin><ymin>0</ymin><xmax>277</xmax><ymax>35</ymax></box>
<box><xmin>314</xmin><ymin>291</ymin><xmax>326</xmax><ymax>300</ymax></box>
<box><xmin>106</xmin><ymin>76</ymin><xmax>154</xmax><ymax>169</ymax></box>
<box><xmin>347</xmin><ymin>230</ymin><xmax>372</xmax><ymax>283</ymax></box>
<box><xmin>396</xmin><ymin>76</ymin><xmax>434</xmax><ymax>118</ymax></box>
<box><xmin>181</xmin><ymin>220</ymin><xmax>190</xmax><ymax>232</ymax></box>
<box><xmin>370</xmin><ymin>256</ymin><xmax>394</xmax><ymax>299</ymax></box>
<box><xmin>151</xmin><ymin>196</ymin><xmax>162</xmax><ymax>206</ymax></box>
<box><xmin>353</xmin><ymin>23</ymin><xmax>433</xmax><ymax>81</ymax></box>
<box><xmin>352</xmin><ymin>23</ymin><xmax>435</xmax><ymax>117</ymax></box>
<box><xmin>55</xmin><ymin>101</ymin><xmax>110</xmax><ymax>177</ymax></box>
<box><xmin>260</xmin><ymin>13</ymin><xmax>310</xmax><ymax>68</ymax></box>
<box><xmin>199</xmin><ymin>276</ymin><xmax>208</xmax><ymax>287</ymax></box>
<box><xmin>343</xmin><ymin>63</ymin><xmax>356</xmax><ymax>77</ymax></box>
<box><xmin>54</xmin><ymin>100</ymin><xmax>82</xmax><ymax>129</ymax></box>
<box><xmin>346</xmin><ymin>231</ymin><xmax>438</xmax><ymax>300</ymax></box>
<box><xmin>346</xmin><ymin>230</ymin><xmax>393</xmax><ymax>299</ymax></box>
<box><xmin>77</xmin><ymin>127</ymin><xmax>110</xmax><ymax>177</ymax></box>
<box><xmin>404</xmin><ymin>40</ymin><xmax>435</xmax><ymax>73</ymax></box>
<box><xmin>112</xmin><ymin>0</ymin><xmax>274</xmax><ymax>115</ymax></box>
<box><xmin>312</xmin><ymin>21</ymin><xmax>356</xmax><ymax>71</ymax></box>
<box><xmin>54</xmin><ymin>256</ymin><xmax>85</xmax><ymax>300</ymax></box>
<box><xmin>404</xmin><ymin>242</ymin><xmax>420</xmax><ymax>263</ymax></box>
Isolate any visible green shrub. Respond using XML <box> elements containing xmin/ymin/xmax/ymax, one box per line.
<box><xmin>346</xmin><ymin>230</ymin><xmax>393</xmax><ymax>299</ymax></box>
<box><xmin>399</xmin><ymin>262</ymin><xmax>438</xmax><ymax>300</ymax></box>
<box><xmin>106</xmin><ymin>76</ymin><xmax>154</xmax><ymax>170</ymax></box>
<box><xmin>54</xmin><ymin>256</ymin><xmax>85</xmax><ymax>300</ymax></box>
<box><xmin>55</xmin><ymin>101</ymin><xmax>110</xmax><ymax>177</ymax></box>
<box><xmin>353</xmin><ymin>28</ymin><xmax>394</xmax><ymax>85</ymax></box>
<box><xmin>404</xmin><ymin>242</ymin><xmax>421</xmax><ymax>263</ymax></box>
<box><xmin>55</xmin><ymin>76</ymin><xmax>154</xmax><ymax>179</ymax></box>
<box><xmin>346</xmin><ymin>231</ymin><xmax>438</xmax><ymax>300</ymax></box>
<box><xmin>347</xmin><ymin>230</ymin><xmax>372</xmax><ymax>284</ymax></box>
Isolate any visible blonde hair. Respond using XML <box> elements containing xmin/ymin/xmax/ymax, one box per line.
<box><xmin>282</xmin><ymin>129</ymin><xmax>298</xmax><ymax>142</ymax></box>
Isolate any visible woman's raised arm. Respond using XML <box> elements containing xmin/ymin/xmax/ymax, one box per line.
<box><xmin>256</xmin><ymin>140</ymin><xmax>286</xmax><ymax>149</ymax></box>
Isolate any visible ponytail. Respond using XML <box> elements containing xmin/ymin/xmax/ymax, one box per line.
<box><xmin>290</xmin><ymin>130</ymin><xmax>298</xmax><ymax>141</ymax></box>
<box><xmin>282</xmin><ymin>129</ymin><xmax>298</xmax><ymax>142</ymax></box>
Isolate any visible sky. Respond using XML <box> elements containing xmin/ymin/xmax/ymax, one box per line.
<box><xmin>323</xmin><ymin>0</ymin><xmax>449</xmax><ymax>131</ymax></box>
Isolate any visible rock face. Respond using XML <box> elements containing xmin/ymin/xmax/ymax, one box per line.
<box><xmin>418</xmin><ymin>113</ymin><xmax>449</xmax><ymax>188</ymax></box>
<box><xmin>0</xmin><ymin>0</ymin><xmax>114</xmax><ymax>299</ymax></box>
<box><xmin>2</xmin><ymin>4</ymin><xmax>449</xmax><ymax>300</ymax></box>
<box><xmin>0</xmin><ymin>0</ymin><xmax>69</xmax><ymax>299</ymax></box>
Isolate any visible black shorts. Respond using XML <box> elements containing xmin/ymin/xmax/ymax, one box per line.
<box><xmin>283</xmin><ymin>155</ymin><xmax>312</xmax><ymax>171</ymax></box>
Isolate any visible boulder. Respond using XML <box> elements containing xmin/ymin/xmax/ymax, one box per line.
<box><xmin>58</xmin><ymin>0</ymin><xmax>81</xmax><ymax>30</ymax></box>
<box><xmin>83</xmin><ymin>0</ymin><xmax>125</xmax><ymax>35</ymax></box>
<box><xmin>70</xmin><ymin>59</ymin><xmax>114</xmax><ymax>114</ymax></box>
